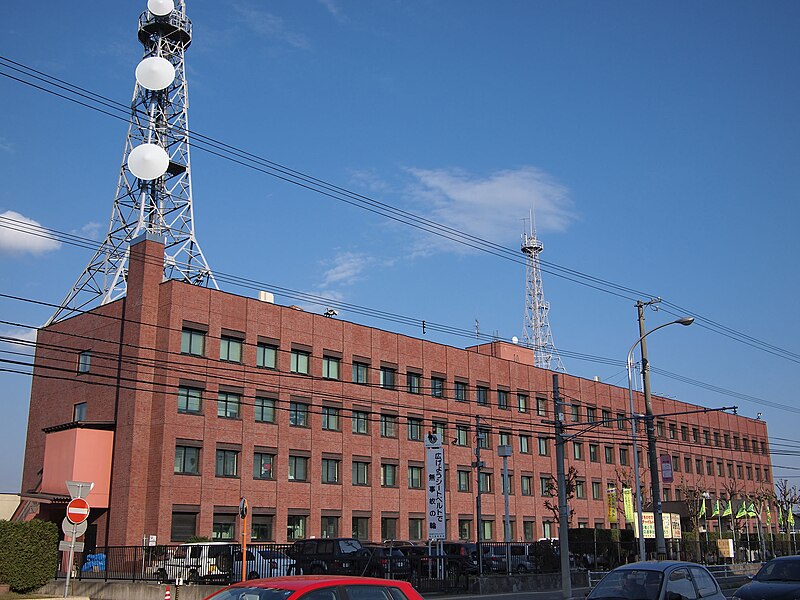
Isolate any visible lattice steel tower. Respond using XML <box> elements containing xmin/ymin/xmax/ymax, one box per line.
<box><xmin>48</xmin><ymin>0</ymin><xmax>216</xmax><ymax>324</ymax></box>
<box><xmin>521</xmin><ymin>219</ymin><xmax>565</xmax><ymax>371</ymax></box>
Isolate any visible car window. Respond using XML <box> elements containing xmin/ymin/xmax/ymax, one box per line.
<box><xmin>689</xmin><ymin>567</ymin><xmax>718</xmax><ymax>597</ymax></box>
<box><xmin>190</xmin><ymin>546</ymin><xmax>202</xmax><ymax>559</ymax></box>
<box><xmin>666</xmin><ymin>568</ymin><xmax>697</xmax><ymax>600</ymax></box>
<box><xmin>303</xmin><ymin>542</ymin><xmax>318</xmax><ymax>556</ymax></box>
<box><xmin>206</xmin><ymin>587</ymin><xmax>292</xmax><ymax>600</ymax></box>
<box><xmin>343</xmin><ymin>585</ymin><xmax>393</xmax><ymax>600</ymax></box>
<box><xmin>300</xmin><ymin>588</ymin><xmax>341</xmax><ymax>600</ymax></box>
<box><xmin>339</xmin><ymin>539</ymin><xmax>363</xmax><ymax>554</ymax></box>
<box><xmin>387</xmin><ymin>587</ymin><xmax>410</xmax><ymax>600</ymax></box>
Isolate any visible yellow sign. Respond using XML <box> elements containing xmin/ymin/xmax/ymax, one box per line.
<box><xmin>608</xmin><ymin>488</ymin><xmax>618</xmax><ymax>522</ymax></box>
<box><xmin>623</xmin><ymin>488</ymin><xmax>634</xmax><ymax>522</ymax></box>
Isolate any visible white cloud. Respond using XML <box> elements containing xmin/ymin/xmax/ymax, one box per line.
<box><xmin>405</xmin><ymin>166</ymin><xmax>577</xmax><ymax>255</ymax></box>
<box><xmin>78</xmin><ymin>221</ymin><xmax>103</xmax><ymax>241</ymax></box>
<box><xmin>321</xmin><ymin>252</ymin><xmax>372</xmax><ymax>288</ymax></box>
<box><xmin>0</xmin><ymin>327</ymin><xmax>38</xmax><ymax>354</ymax></box>
<box><xmin>348</xmin><ymin>169</ymin><xmax>393</xmax><ymax>194</ymax></box>
<box><xmin>232</xmin><ymin>3</ymin><xmax>310</xmax><ymax>50</ymax></box>
<box><xmin>318</xmin><ymin>0</ymin><xmax>345</xmax><ymax>21</ymax></box>
<box><xmin>0</xmin><ymin>210</ymin><xmax>61</xmax><ymax>255</ymax></box>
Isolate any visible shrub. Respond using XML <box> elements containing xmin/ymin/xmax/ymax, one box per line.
<box><xmin>0</xmin><ymin>519</ymin><xmax>58</xmax><ymax>592</ymax></box>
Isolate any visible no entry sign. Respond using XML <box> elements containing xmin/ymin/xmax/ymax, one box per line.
<box><xmin>66</xmin><ymin>497</ymin><xmax>90</xmax><ymax>524</ymax></box>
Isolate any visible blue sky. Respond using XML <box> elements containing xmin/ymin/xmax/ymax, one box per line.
<box><xmin>1</xmin><ymin>1</ymin><xmax>799</xmax><ymax>493</ymax></box>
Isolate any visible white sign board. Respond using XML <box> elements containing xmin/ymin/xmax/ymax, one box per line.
<box><xmin>632</xmin><ymin>512</ymin><xmax>681</xmax><ymax>539</ymax></box>
<box><xmin>424</xmin><ymin>433</ymin><xmax>446</xmax><ymax>540</ymax></box>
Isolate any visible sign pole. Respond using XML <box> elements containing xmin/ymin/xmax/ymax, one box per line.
<box><xmin>239</xmin><ymin>498</ymin><xmax>248</xmax><ymax>583</ymax></box>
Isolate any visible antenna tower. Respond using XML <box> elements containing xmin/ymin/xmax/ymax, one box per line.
<box><xmin>48</xmin><ymin>0</ymin><xmax>216</xmax><ymax>324</ymax></box>
<box><xmin>521</xmin><ymin>215</ymin><xmax>565</xmax><ymax>371</ymax></box>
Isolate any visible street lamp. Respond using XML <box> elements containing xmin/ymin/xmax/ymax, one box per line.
<box><xmin>626</xmin><ymin>314</ymin><xmax>693</xmax><ymax>560</ymax></box>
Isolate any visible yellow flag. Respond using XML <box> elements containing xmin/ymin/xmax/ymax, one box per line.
<box><xmin>608</xmin><ymin>488</ymin><xmax>618</xmax><ymax>522</ymax></box>
<box><xmin>623</xmin><ymin>488</ymin><xmax>634</xmax><ymax>522</ymax></box>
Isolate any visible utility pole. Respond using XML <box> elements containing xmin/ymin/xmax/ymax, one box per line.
<box><xmin>637</xmin><ymin>299</ymin><xmax>667</xmax><ymax>558</ymax></box>
<box><xmin>553</xmin><ymin>374</ymin><xmax>571</xmax><ymax>599</ymax></box>
<box><xmin>473</xmin><ymin>415</ymin><xmax>485</xmax><ymax>574</ymax></box>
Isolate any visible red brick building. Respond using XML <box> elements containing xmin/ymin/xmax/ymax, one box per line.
<box><xmin>20</xmin><ymin>235</ymin><xmax>773</xmax><ymax>547</ymax></box>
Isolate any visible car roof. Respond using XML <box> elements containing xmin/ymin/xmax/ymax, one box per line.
<box><xmin>613</xmin><ymin>561</ymin><xmax>710</xmax><ymax>572</ymax></box>
<box><xmin>218</xmin><ymin>575</ymin><xmax>413</xmax><ymax>592</ymax></box>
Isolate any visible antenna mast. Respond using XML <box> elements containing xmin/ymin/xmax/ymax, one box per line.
<box><xmin>521</xmin><ymin>212</ymin><xmax>565</xmax><ymax>371</ymax></box>
<box><xmin>48</xmin><ymin>0</ymin><xmax>217</xmax><ymax>324</ymax></box>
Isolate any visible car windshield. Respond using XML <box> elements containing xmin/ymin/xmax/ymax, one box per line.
<box><xmin>206</xmin><ymin>587</ymin><xmax>293</xmax><ymax>600</ymax></box>
<box><xmin>590</xmin><ymin>569</ymin><xmax>664</xmax><ymax>600</ymax></box>
<box><xmin>756</xmin><ymin>560</ymin><xmax>800</xmax><ymax>582</ymax></box>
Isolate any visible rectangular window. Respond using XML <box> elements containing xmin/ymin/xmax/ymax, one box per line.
<box><xmin>575</xmin><ymin>479</ymin><xmax>586</xmax><ymax>499</ymax></box>
<box><xmin>408</xmin><ymin>465</ymin><xmax>424</xmax><ymax>489</ymax></box>
<box><xmin>215</xmin><ymin>449</ymin><xmax>238</xmax><ymax>477</ymax></box>
<box><xmin>540</xmin><ymin>476</ymin><xmax>551</xmax><ymax>496</ymax></box>
<box><xmin>602</xmin><ymin>409</ymin><xmax>612</xmax><ymax>427</ymax></box>
<box><xmin>381</xmin><ymin>517</ymin><xmax>398</xmax><ymax>541</ymax></box>
<box><xmin>213</xmin><ymin>514</ymin><xmax>235</xmax><ymax>540</ymax></box>
<box><xmin>499</xmin><ymin>431</ymin><xmax>511</xmax><ymax>446</ymax></box>
<box><xmin>322</xmin><ymin>458</ymin><xmax>340</xmax><ymax>484</ymax></box>
<box><xmin>713</xmin><ymin>432</ymin><xmax>720</xmax><ymax>446</ymax></box>
<box><xmin>432</xmin><ymin>421</ymin><xmax>446</xmax><ymax>439</ymax></box>
<box><xmin>289</xmin><ymin>402</ymin><xmax>310</xmax><ymax>427</ymax></box>
<box><xmin>181</xmin><ymin>328</ymin><xmax>205</xmax><ymax>356</ymax></box>
<box><xmin>219</xmin><ymin>336</ymin><xmax>242</xmax><ymax>362</ymax></box>
<box><xmin>352</xmin><ymin>517</ymin><xmax>369</xmax><ymax>540</ymax></box>
<box><xmin>287</xmin><ymin>515</ymin><xmax>307</xmax><ymax>540</ymax></box>
<box><xmin>681</xmin><ymin>425</ymin><xmax>689</xmax><ymax>441</ymax></box>
<box><xmin>456</xmin><ymin>425</ymin><xmax>469</xmax><ymax>446</ymax></box>
<box><xmin>251</xmin><ymin>515</ymin><xmax>274</xmax><ymax>541</ymax></box>
<box><xmin>586</xmin><ymin>407</ymin><xmax>597</xmax><ymax>423</ymax></box>
<box><xmin>736</xmin><ymin>464</ymin><xmax>743</xmax><ymax>479</ymax></box>
<box><xmin>352</xmin><ymin>361</ymin><xmax>369</xmax><ymax>384</ymax></box>
<box><xmin>175</xmin><ymin>446</ymin><xmax>200</xmax><ymax>475</ymax></box>
<box><xmin>480</xmin><ymin>520</ymin><xmax>493</xmax><ymax>541</ymax></box>
<box><xmin>177</xmin><ymin>386</ymin><xmax>202</xmax><ymax>414</ymax></box>
<box><xmin>604</xmin><ymin>446</ymin><xmax>614</xmax><ymax>464</ymax></box>
<box><xmin>619</xmin><ymin>447</ymin><xmax>629</xmax><ymax>466</ymax></box>
<box><xmin>290</xmin><ymin>350</ymin><xmax>309</xmax><ymax>374</ymax></box>
<box><xmin>407</xmin><ymin>417</ymin><xmax>423</xmax><ymax>441</ymax></box>
<box><xmin>617</xmin><ymin>412</ymin><xmax>627</xmax><ymax>430</ymax></box>
<box><xmin>684</xmin><ymin>457</ymin><xmax>692</xmax><ymax>473</ymax></box>
<box><xmin>476</xmin><ymin>386</ymin><xmax>488</xmax><ymax>406</ymax></box>
<box><xmin>573</xmin><ymin>442</ymin><xmax>583</xmax><ymax>460</ymax></box>
<box><xmin>322</xmin><ymin>356</ymin><xmax>340</xmax><ymax>380</ymax></box>
<box><xmin>352</xmin><ymin>461</ymin><xmax>370</xmax><ymax>486</ymax></box>
<box><xmin>479</xmin><ymin>472</ymin><xmax>492</xmax><ymax>493</ymax></box>
<box><xmin>746</xmin><ymin>465</ymin><xmax>752</xmax><ymax>479</ymax></box>
<box><xmin>657</xmin><ymin>421</ymin><xmax>665</xmax><ymax>437</ymax></box>
<box><xmin>380</xmin><ymin>366</ymin><xmax>396</xmax><ymax>389</ymax></box>
<box><xmin>381</xmin><ymin>463</ymin><xmax>398</xmax><ymax>487</ymax></box>
<box><xmin>538</xmin><ymin>437</ymin><xmax>550</xmax><ymax>456</ymax></box>
<box><xmin>517</xmin><ymin>393</ymin><xmax>528</xmax><ymax>412</ymax></box>
<box><xmin>381</xmin><ymin>414</ymin><xmax>398</xmax><ymax>438</ymax></box>
<box><xmin>217</xmin><ymin>392</ymin><xmax>240</xmax><ymax>419</ymax></box>
<box><xmin>706</xmin><ymin>461</ymin><xmax>713</xmax><ymax>476</ymax></box>
<box><xmin>431</xmin><ymin>377</ymin><xmax>445</xmax><ymax>398</ymax></box>
<box><xmin>255</xmin><ymin>397</ymin><xmax>275</xmax><ymax>423</ymax></box>
<box><xmin>717</xmin><ymin>462</ymin><xmax>724</xmax><ymax>477</ymax></box>
<box><xmin>321</xmin><ymin>516</ymin><xmax>339</xmax><ymax>539</ymax></box>
<box><xmin>523</xmin><ymin>521</ymin><xmax>535</xmax><ymax>542</ymax></box>
<box><xmin>696</xmin><ymin>458</ymin><xmax>703</xmax><ymax>474</ymax></box>
<box><xmin>352</xmin><ymin>410</ymin><xmax>369</xmax><ymax>434</ymax></box>
<box><xmin>77</xmin><ymin>351</ymin><xmax>91</xmax><ymax>373</ymax></box>
<box><xmin>478</xmin><ymin>427</ymin><xmax>491</xmax><ymax>449</ymax></box>
<box><xmin>693</xmin><ymin>428</ymin><xmax>700</xmax><ymax>443</ymax></box>
<box><xmin>520</xmin><ymin>435</ymin><xmax>531</xmax><ymax>454</ymax></box>
<box><xmin>521</xmin><ymin>475</ymin><xmax>533</xmax><ymax>496</ymax></box>
<box><xmin>536</xmin><ymin>397</ymin><xmax>547</xmax><ymax>417</ymax></box>
<box><xmin>73</xmin><ymin>402</ymin><xmax>86</xmax><ymax>422</ymax></box>
<box><xmin>457</xmin><ymin>470</ymin><xmax>471</xmax><ymax>492</ymax></box>
<box><xmin>289</xmin><ymin>456</ymin><xmax>308</xmax><ymax>481</ymax></box>
<box><xmin>589</xmin><ymin>444</ymin><xmax>599</xmax><ymax>463</ymax></box>
<box><xmin>571</xmin><ymin>404</ymin><xmax>580</xmax><ymax>422</ymax></box>
<box><xmin>407</xmin><ymin>372</ymin><xmax>421</xmax><ymax>394</ymax></box>
<box><xmin>592</xmin><ymin>481</ymin><xmax>602</xmax><ymax>500</ymax></box>
<box><xmin>256</xmin><ymin>343</ymin><xmax>277</xmax><ymax>369</ymax></box>
<box><xmin>498</xmin><ymin>389</ymin><xmax>508</xmax><ymax>409</ymax></box>
<box><xmin>669</xmin><ymin>423</ymin><xmax>677</xmax><ymax>440</ymax></box>
<box><xmin>253</xmin><ymin>452</ymin><xmax>274</xmax><ymax>480</ymax></box>
<box><xmin>458</xmin><ymin>519</ymin><xmax>472</xmax><ymax>541</ymax></box>
<box><xmin>409</xmin><ymin>518</ymin><xmax>424</xmax><ymax>541</ymax></box>
<box><xmin>322</xmin><ymin>406</ymin><xmax>340</xmax><ymax>431</ymax></box>
<box><xmin>454</xmin><ymin>380</ymin><xmax>467</xmax><ymax>401</ymax></box>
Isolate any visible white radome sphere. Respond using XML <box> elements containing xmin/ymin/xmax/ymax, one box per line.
<box><xmin>128</xmin><ymin>143</ymin><xmax>170</xmax><ymax>180</ymax></box>
<box><xmin>148</xmin><ymin>0</ymin><xmax>174</xmax><ymax>16</ymax></box>
<box><xmin>135</xmin><ymin>57</ymin><xmax>175</xmax><ymax>91</ymax></box>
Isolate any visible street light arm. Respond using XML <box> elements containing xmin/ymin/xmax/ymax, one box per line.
<box><xmin>626</xmin><ymin>317</ymin><xmax>694</xmax><ymax>366</ymax></box>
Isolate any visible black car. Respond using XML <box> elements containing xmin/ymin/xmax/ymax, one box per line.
<box><xmin>404</xmin><ymin>541</ymin><xmax>479</xmax><ymax>577</ymax></box>
<box><xmin>733</xmin><ymin>556</ymin><xmax>800</xmax><ymax>600</ymax></box>
<box><xmin>361</xmin><ymin>544</ymin><xmax>413</xmax><ymax>579</ymax></box>
<box><xmin>287</xmin><ymin>538</ymin><xmax>371</xmax><ymax>575</ymax></box>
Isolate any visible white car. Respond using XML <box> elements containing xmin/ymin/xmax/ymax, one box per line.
<box><xmin>153</xmin><ymin>542</ymin><xmax>234</xmax><ymax>584</ymax></box>
<box><xmin>231</xmin><ymin>549</ymin><xmax>296</xmax><ymax>580</ymax></box>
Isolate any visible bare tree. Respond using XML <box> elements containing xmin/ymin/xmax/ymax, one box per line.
<box><xmin>615</xmin><ymin>464</ymin><xmax>651</xmax><ymax>508</ymax></box>
<box><xmin>677</xmin><ymin>476</ymin><xmax>707</xmax><ymax>561</ymax></box>
<box><xmin>543</xmin><ymin>466</ymin><xmax>577</xmax><ymax>524</ymax></box>
<box><xmin>775</xmin><ymin>479</ymin><xmax>800</xmax><ymax>532</ymax></box>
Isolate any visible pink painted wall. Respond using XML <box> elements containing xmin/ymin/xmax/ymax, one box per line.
<box><xmin>42</xmin><ymin>429</ymin><xmax>114</xmax><ymax>507</ymax></box>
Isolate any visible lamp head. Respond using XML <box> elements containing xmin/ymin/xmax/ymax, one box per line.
<box><xmin>676</xmin><ymin>316</ymin><xmax>694</xmax><ymax>326</ymax></box>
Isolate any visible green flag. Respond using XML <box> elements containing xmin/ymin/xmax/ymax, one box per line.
<box><xmin>748</xmin><ymin>502</ymin><xmax>758</xmax><ymax>518</ymax></box>
<box><xmin>766</xmin><ymin>507</ymin><xmax>771</xmax><ymax>526</ymax></box>
<box><xmin>779</xmin><ymin>505</ymin><xmax>783</xmax><ymax>528</ymax></box>
<box><xmin>736</xmin><ymin>501</ymin><xmax>747</xmax><ymax>519</ymax></box>
<box><xmin>711</xmin><ymin>500</ymin><xmax>720</xmax><ymax>517</ymax></box>
<box><xmin>699</xmin><ymin>499</ymin><xmax>706</xmax><ymax>519</ymax></box>
<box><xmin>789</xmin><ymin>506</ymin><xmax>795</xmax><ymax>528</ymax></box>
<box><xmin>723</xmin><ymin>501</ymin><xmax>732</xmax><ymax>517</ymax></box>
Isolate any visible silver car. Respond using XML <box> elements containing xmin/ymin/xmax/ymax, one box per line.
<box><xmin>587</xmin><ymin>561</ymin><xmax>726</xmax><ymax>600</ymax></box>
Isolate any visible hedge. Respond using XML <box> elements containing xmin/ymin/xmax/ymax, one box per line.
<box><xmin>0</xmin><ymin>519</ymin><xmax>58</xmax><ymax>592</ymax></box>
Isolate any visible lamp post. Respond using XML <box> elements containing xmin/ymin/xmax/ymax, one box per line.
<box><xmin>626</xmin><ymin>312</ymin><xmax>693</xmax><ymax>560</ymax></box>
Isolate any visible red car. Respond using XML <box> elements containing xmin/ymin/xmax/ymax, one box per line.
<box><xmin>204</xmin><ymin>575</ymin><xmax>425</xmax><ymax>600</ymax></box>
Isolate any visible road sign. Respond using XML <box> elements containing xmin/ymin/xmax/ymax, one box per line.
<box><xmin>62</xmin><ymin>517</ymin><xmax>88</xmax><ymax>539</ymax></box>
<box><xmin>60</xmin><ymin>541</ymin><xmax>84</xmax><ymax>553</ymax></box>
<box><xmin>67</xmin><ymin>497</ymin><xmax>90</xmax><ymax>524</ymax></box>
<box><xmin>660</xmin><ymin>453</ymin><xmax>674</xmax><ymax>484</ymax></box>
<box><xmin>66</xmin><ymin>480</ymin><xmax>94</xmax><ymax>500</ymax></box>
<box><xmin>239</xmin><ymin>497</ymin><xmax>248</xmax><ymax>519</ymax></box>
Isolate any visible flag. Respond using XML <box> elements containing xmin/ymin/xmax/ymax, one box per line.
<box><xmin>748</xmin><ymin>502</ymin><xmax>758</xmax><ymax>518</ymax></box>
<box><xmin>723</xmin><ymin>501</ymin><xmax>732</xmax><ymax>517</ymax></box>
<box><xmin>789</xmin><ymin>506</ymin><xmax>795</xmax><ymax>528</ymax></box>
<box><xmin>779</xmin><ymin>505</ymin><xmax>783</xmax><ymax>528</ymax></box>
<box><xmin>699</xmin><ymin>498</ymin><xmax>706</xmax><ymax>519</ymax></box>
<box><xmin>736</xmin><ymin>501</ymin><xmax>747</xmax><ymax>519</ymax></box>
<box><xmin>711</xmin><ymin>500</ymin><xmax>720</xmax><ymax>517</ymax></box>
<box><xmin>608</xmin><ymin>487</ymin><xmax>618</xmax><ymax>522</ymax></box>
<box><xmin>766</xmin><ymin>507</ymin><xmax>771</xmax><ymax>527</ymax></box>
<box><xmin>623</xmin><ymin>488</ymin><xmax>634</xmax><ymax>522</ymax></box>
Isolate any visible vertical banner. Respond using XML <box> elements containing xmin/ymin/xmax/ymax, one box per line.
<box><xmin>425</xmin><ymin>433</ymin><xmax>446</xmax><ymax>540</ymax></box>
<box><xmin>607</xmin><ymin>487</ymin><xmax>618</xmax><ymax>522</ymax></box>
<box><xmin>623</xmin><ymin>488</ymin><xmax>634</xmax><ymax>522</ymax></box>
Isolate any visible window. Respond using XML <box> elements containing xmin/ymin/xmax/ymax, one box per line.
<box><xmin>684</xmin><ymin>457</ymin><xmax>692</xmax><ymax>473</ymax></box>
<box><xmin>219</xmin><ymin>336</ymin><xmax>242</xmax><ymax>362</ymax></box>
<box><xmin>255</xmin><ymin>397</ymin><xmax>275</xmax><ymax>423</ymax></box>
<box><xmin>287</xmin><ymin>515</ymin><xmax>307</xmax><ymax>540</ymax></box>
<box><xmin>736</xmin><ymin>464</ymin><xmax>743</xmax><ymax>478</ymax></box>
<box><xmin>175</xmin><ymin>446</ymin><xmax>200</xmax><ymax>475</ymax></box>
<box><xmin>380</xmin><ymin>414</ymin><xmax>398</xmax><ymax>438</ymax></box>
<box><xmin>696</xmin><ymin>458</ymin><xmax>702</xmax><ymax>474</ymax></box>
<box><xmin>657</xmin><ymin>421</ymin><xmax>665</xmax><ymax>437</ymax></box>
<box><xmin>746</xmin><ymin>466</ymin><xmax>752</xmax><ymax>479</ymax></box>
<box><xmin>290</xmin><ymin>350</ymin><xmax>309</xmax><ymax>374</ymax></box>
<box><xmin>322</xmin><ymin>458</ymin><xmax>340</xmax><ymax>484</ymax></box>
<box><xmin>381</xmin><ymin>517</ymin><xmax>398</xmax><ymax>541</ymax></box>
<box><xmin>713</xmin><ymin>432</ymin><xmax>720</xmax><ymax>447</ymax></box>
<box><xmin>455</xmin><ymin>425</ymin><xmax>469</xmax><ymax>446</ymax></box>
<box><xmin>479</xmin><ymin>472</ymin><xmax>492</xmax><ymax>493</ymax></box>
<box><xmin>666</xmin><ymin>568</ymin><xmax>697</xmax><ymax>600</ymax></box>
<box><xmin>216</xmin><ymin>449</ymin><xmax>238</xmax><ymax>477</ymax></box>
<box><xmin>706</xmin><ymin>461</ymin><xmax>713</xmax><ymax>476</ymax></box>
<box><xmin>77</xmin><ymin>351</ymin><xmax>91</xmax><ymax>373</ymax></box>
<box><xmin>409</xmin><ymin>518</ymin><xmax>424</xmax><ymax>541</ymax></box>
<box><xmin>619</xmin><ymin>448</ymin><xmax>629</xmax><ymax>466</ymax></box>
<box><xmin>352</xmin><ymin>517</ymin><xmax>369</xmax><ymax>540</ymax></box>
<box><xmin>407</xmin><ymin>372</ymin><xmax>421</xmax><ymax>394</ymax></box>
<box><xmin>432</xmin><ymin>421</ymin><xmax>446</xmax><ymax>439</ymax></box>
<box><xmin>478</xmin><ymin>427</ymin><xmax>491</xmax><ymax>449</ymax></box>
<box><xmin>458</xmin><ymin>519</ymin><xmax>472</xmax><ymax>541</ymax></box>
<box><xmin>520</xmin><ymin>435</ymin><xmax>531</xmax><ymax>454</ymax></box>
<box><xmin>73</xmin><ymin>402</ymin><xmax>86</xmax><ymax>422</ymax></box>
<box><xmin>716</xmin><ymin>462</ymin><xmax>724</xmax><ymax>477</ymax></box>
<box><xmin>521</xmin><ymin>475</ymin><xmax>533</xmax><ymax>496</ymax></box>
<box><xmin>407</xmin><ymin>417</ymin><xmax>423</xmax><ymax>441</ymax></box>
<box><xmin>457</xmin><ymin>470</ymin><xmax>471</xmax><ymax>492</ymax></box>
<box><xmin>352</xmin><ymin>461</ymin><xmax>369</xmax><ymax>486</ymax></box>
<box><xmin>538</xmin><ymin>437</ymin><xmax>550</xmax><ymax>456</ymax></box>
<box><xmin>602</xmin><ymin>409</ymin><xmax>612</xmax><ymax>427</ymax></box>
<box><xmin>669</xmin><ymin>423</ymin><xmax>677</xmax><ymax>440</ymax></box>
<box><xmin>251</xmin><ymin>515</ymin><xmax>274</xmax><ymax>541</ymax></box>
<box><xmin>733</xmin><ymin>436</ymin><xmax>740</xmax><ymax>450</ymax></box>
<box><xmin>501</xmin><ymin>474</ymin><xmax>514</xmax><ymax>494</ymax></box>
<box><xmin>454</xmin><ymin>381</ymin><xmax>467</xmax><ymax>401</ymax></box>
<box><xmin>408</xmin><ymin>466</ymin><xmax>424</xmax><ymax>489</ymax></box>
<box><xmin>589</xmin><ymin>444</ymin><xmax>599</xmax><ymax>463</ymax></box>
<box><xmin>380</xmin><ymin>367</ymin><xmax>396</xmax><ymax>389</ymax></box>
<box><xmin>727</xmin><ymin>463</ymin><xmax>734</xmax><ymax>478</ymax></box>
<box><xmin>381</xmin><ymin>463</ymin><xmax>398</xmax><ymax>487</ymax></box>
<box><xmin>586</xmin><ymin>407</ymin><xmax>597</xmax><ymax>423</ymax></box>
<box><xmin>743</xmin><ymin>438</ymin><xmax>750</xmax><ymax>452</ymax></box>
<box><xmin>575</xmin><ymin>479</ymin><xmax>586</xmax><ymax>499</ymax></box>
<box><xmin>523</xmin><ymin>521</ymin><xmax>535</xmax><ymax>541</ymax></box>
<box><xmin>322</xmin><ymin>406</ymin><xmax>340</xmax><ymax>431</ymax></box>
<box><xmin>217</xmin><ymin>392</ymin><xmax>240</xmax><ymax>419</ymax></box>
<box><xmin>253</xmin><ymin>452</ymin><xmax>274</xmax><ymax>480</ymax></box>
<box><xmin>181</xmin><ymin>328</ymin><xmax>205</xmax><ymax>356</ymax></box>
<box><xmin>480</xmin><ymin>520</ymin><xmax>494</xmax><ymax>541</ymax></box>
<box><xmin>703</xmin><ymin>430</ymin><xmax>711</xmax><ymax>445</ymax></box>
<box><xmin>517</xmin><ymin>393</ymin><xmax>528</xmax><ymax>412</ymax></box>
<box><xmin>289</xmin><ymin>456</ymin><xmax>308</xmax><ymax>481</ymax></box>
<box><xmin>617</xmin><ymin>413</ymin><xmax>627</xmax><ymax>430</ymax></box>
<box><xmin>322</xmin><ymin>356</ymin><xmax>340</xmax><ymax>380</ymax></box>
<box><xmin>321</xmin><ymin>516</ymin><xmax>339</xmax><ymax>538</ymax></box>
<box><xmin>573</xmin><ymin>442</ymin><xmax>583</xmax><ymax>460</ymax></box>
<box><xmin>540</xmin><ymin>475</ymin><xmax>552</xmax><ymax>496</ymax></box>
<box><xmin>289</xmin><ymin>402</ymin><xmax>309</xmax><ymax>427</ymax></box>
<box><xmin>498</xmin><ymin>389</ymin><xmax>508</xmax><ymax>409</ymax></box>
<box><xmin>604</xmin><ymin>446</ymin><xmax>614</xmax><ymax>464</ymax></box>
<box><xmin>352</xmin><ymin>361</ymin><xmax>369</xmax><ymax>384</ymax></box>
<box><xmin>693</xmin><ymin>428</ymin><xmax>700</xmax><ymax>443</ymax></box>
<box><xmin>177</xmin><ymin>386</ymin><xmax>202</xmax><ymax>414</ymax></box>
<box><xmin>352</xmin><ymin>410</ymin><xmax>369</xmax><ymax>434</ymax></box>
<box><xmin>592</xmin><ymin>481</ymin><xmax>602</xmax><ymax>500</ymax></box>
<box><xmin>542</xmin><ymin>521</ymin><xmax>554</xmax><ymax>539</ymax></box>
<box><xmin>476</xmin><ymin>386</ymin><xmax>488</xmax><ymax>406</ymax></box>
<box><xmin>681</xmin><ymin>425</ymin><xmax>689</xmax><ymax>442</ymax></box>
<box><xmin>571</xmin><ymin>404</ymin><xmax>580</xmax><ymax>422</ymax></box>
<box><xmin>431</xmin><ymin>377</ymin><xmax>445</xmax><ymax>398</ymax></box>
<box><xmin>213</xmin><ymin>513</ymin><xmax>235</xmax><ymax>540</ymax></box>
<box><xmin>256</xmin><ymin>343</ymin><xmax>277</xmax><ymax>369</ymax></box>
<box><xmin>536</xmin><ymin>397</ymin><xmax>547</xmax><ymax>416</ymax></box>
<box><xmin>499</xmin><ymin>431</ymin><xmax>511</xmax><ymax>446</ymax></box>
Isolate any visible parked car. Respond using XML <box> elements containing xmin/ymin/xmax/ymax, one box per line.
<box><xmin>231</xmin><ymin>548</ymin><xmax>296</xmax><ymax>580</ymax></box>
<box><xmin>480</xmin><ymin>543</ymin><xmax>536</xmax><ymax>573</ymax></box>
<box><xmin>732</xmin><ymin>556</ymin><xmax>800</xmax><ymax>600</ymax></box>
<box><xmin>203</xmin><ymin>574</ymin><xmax>425</xmax><ymax>600</ymax></box>
<box><xmin>403</xmin><ymin>541</ymin><xmax>479</xmax><ymax>577</ymax></box>
<box><xmin>361</xmin><ymin>544</ymin><xmax>413</xmax><ymax>579</ymax></box>
<box><xmin>153</xmin><ymin>542</ymin><xmax>235</xmax><ymax>584</ymax></box>
<box><xmin>587</xmin><ymin>561</ymin><xmax>725</xmax><ymax>600</ymax></box>
<box><xmin>288</xmin><ymin>538</ymin><xmax>371</xmax><ymax>575</ymax></box>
